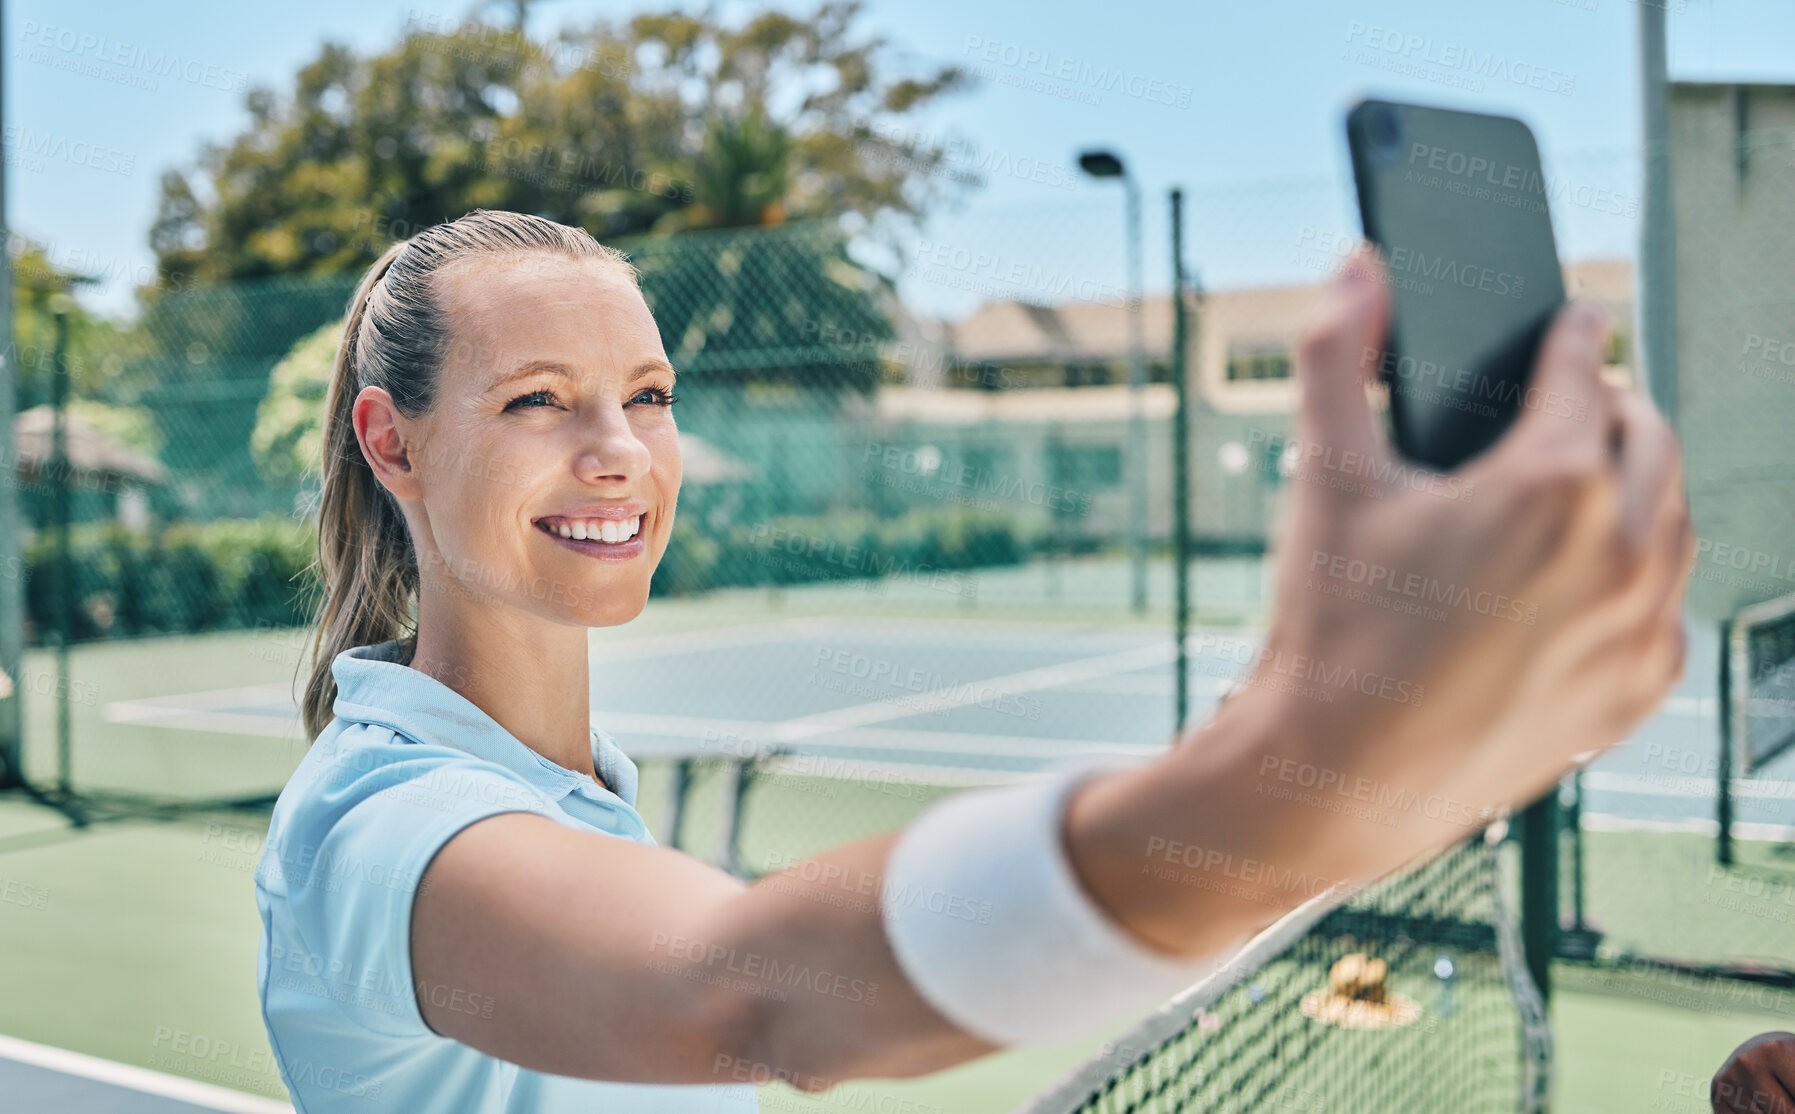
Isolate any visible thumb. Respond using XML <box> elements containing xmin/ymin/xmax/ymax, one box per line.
<box><xmin>1292</xmin><ymin>246</ymin><xmax>1392</xmax><ymax>476</ymax></box>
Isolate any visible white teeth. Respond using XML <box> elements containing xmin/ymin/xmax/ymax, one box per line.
<box><xmin>544</xmin><ymin>515</ymin><xmax>642</xmax><ymax>543</ymax></box>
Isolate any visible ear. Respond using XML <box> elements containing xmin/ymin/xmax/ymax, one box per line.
<box><xmin>352</xmin><ymin>386</ymin><xmax>421</xmax><ymax>501</ymax></box>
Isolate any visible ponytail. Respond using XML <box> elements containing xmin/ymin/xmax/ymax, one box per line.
<box><xmin>300</xmin><ymin>242</ymin><xmax>418</xmax><ymax>741</ymax></box>
<box><xmin>297</xmin><ymin>210</ymin><xmax>637</xmax><ymax>743</ymax></box>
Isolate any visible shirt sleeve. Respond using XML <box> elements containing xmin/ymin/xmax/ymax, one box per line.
<box><xmin>266</xmin><ymin>724</ymin><xmax>555</xmax><ymax>1039</ymax></box>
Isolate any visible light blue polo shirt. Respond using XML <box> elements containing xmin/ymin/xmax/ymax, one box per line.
<box><xmin>254</xmin><ymin>638</ymin><xmax>760</xmax><ymax>1113</ymax></box>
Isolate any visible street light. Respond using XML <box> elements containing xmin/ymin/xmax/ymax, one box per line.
<box><xmin>1079</xmin><ymin>149</ymin><xmax>1148</xmax><ymax>614</ymax></box>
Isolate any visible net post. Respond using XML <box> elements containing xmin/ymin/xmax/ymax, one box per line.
<box><xmin>1717</xmin><ymin>617</ymin><xmax>1734</xmax><ymax>867</ymax></box>
<box><xmin>1169</xmin><ymin>187</ymin><xmax>1190</xmax><ymax>734</ymax></box>
<box><xmin>1518</xmin><ymin>789</ymin><xmax>1559</xmax><ymax>1007</ymax></box>
<box><xmin>0</xmin><ymin>0</ymin><xmax>22</xmax><ymax>794</ymax></box>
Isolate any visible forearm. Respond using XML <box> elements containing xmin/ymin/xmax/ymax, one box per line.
<box><xmin>687</xmin><ymin>829</ymin><xmax>1001</xmax><ymax>1091</ymax></box>
<box><xmin>711</xmin><ymin>689</ymin><xmax>1470</xmax><ymax>1086</ymax></box>
<box><xmin>1066</xmin><ymin>682</ymin><xmax>1481</xmax><ymax>960</ymax></box>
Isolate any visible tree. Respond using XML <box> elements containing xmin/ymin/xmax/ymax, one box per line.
<box><xmin>149</xmin><ymin>2</ymin><xmax>968</xmax><ymax>285</ymax></box>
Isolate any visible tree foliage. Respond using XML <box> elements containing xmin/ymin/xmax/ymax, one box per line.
<box><xmin>151</xmin><ymin>2</ymin><xmax>968</xmax><ymax>285</ymax></box>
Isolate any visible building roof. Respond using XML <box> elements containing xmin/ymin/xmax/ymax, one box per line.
<box><xmin>12</xmin><ymin>406</ymin><xmax>168</xmax><ymax>484</ymax></box>
<box><xmin>874</xmin><ymin>382</ymin><xmax>1176</xmax><ymax>425</ymax></box>
<box><xmin>938</xmin><ymin>260</ymin><xmax>1635</xmax><ymax>366</ymax></box>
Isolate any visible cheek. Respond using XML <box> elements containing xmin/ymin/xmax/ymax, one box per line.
<box><xmin>427</xmin><ymin>431</ymin><xmax>538</xmax><ymax>531</ymax></box>
<box><xmin>644</xmin><ymin>426</ymin><xmax>681</xmax><ymax>494</ymax></box>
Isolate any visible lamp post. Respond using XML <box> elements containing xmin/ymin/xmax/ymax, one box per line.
<box><xmin>1079</xmin><ymin>150</ymin><xmax>1147</xmax><ymax>614</ymax></box>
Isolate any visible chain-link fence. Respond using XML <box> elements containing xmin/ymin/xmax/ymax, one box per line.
<box><xmin>14</xmin><ymin>204</ymin><xmax>1247</xmax><ymax>809</ymax></box>
<box><xmin>1549</xmin><ymin>92</ymin><xmax>1795</xmax><ymax>1025</ymax></box>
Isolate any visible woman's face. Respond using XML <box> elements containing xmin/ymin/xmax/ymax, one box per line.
<box><xmin>383</xmin><ymin>252</ymin><xmax>681</xmax><ymax>629</ymax></box>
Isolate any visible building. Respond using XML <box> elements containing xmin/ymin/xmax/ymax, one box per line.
<box><xmin>11</xmin><ymin>406</ymin><xmax>167</xmax><ymax>538</ymax></box>
<box><xmin>1663</xmin><ymin>81</ymin><xmax>1795</xmax><ymax>622</ymax></box>
<box><xmin>883</xmin><ymin>259</ymin><xmax>1635</xmax><ymax>550</ymax></box>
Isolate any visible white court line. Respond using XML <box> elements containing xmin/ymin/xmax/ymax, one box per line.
<box><xmin>1583</xmin><ymin>771</ymin><xmax>1795</xmax><ymax>801</ymax></box>
<box><xmin>773</xmin><ymin>641</ymin><xmax>1178</xmax><ymax>739</ymax></box>
<box><xmin>604</xmin><ymin>712</ymin><xmax>1165</xmax><ymax>762</ymax></box>
<box><xmin>1580</xmin><ymin>812</ymin><xmax>1795</xmax><ymax>843</ymax></box>
<box><xmin>0</xmin><ymin>1032</ymin><xmax>292</xmax><ymax>1113</ymax></box>
<box><xmin>588</xmin><ymin>617</ymin><xmax>824</xmax><ymax>662</ymax></box>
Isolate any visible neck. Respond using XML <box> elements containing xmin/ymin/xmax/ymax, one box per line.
<box><xmin>408</xmin><ymin>583</ymin><xmax>598</xmax><ymax>785</ymax></box>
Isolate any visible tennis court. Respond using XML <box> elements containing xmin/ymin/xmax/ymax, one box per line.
<box><xmin>4</xmin><ymin>579</ymin><xmax>1793</xmax><ymax>1113</ymax></box>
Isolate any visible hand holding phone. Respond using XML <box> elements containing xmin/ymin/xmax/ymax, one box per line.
<box><xmin>1345</xmin><ymin>97</ymin><xmax>1568</xmax><ymax>470</ymax></box>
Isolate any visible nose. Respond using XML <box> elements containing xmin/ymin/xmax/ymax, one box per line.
<box><xmin>574</xmin><ymin>403</ymin><xmax>653</xmax><ymax>484</ymax></box>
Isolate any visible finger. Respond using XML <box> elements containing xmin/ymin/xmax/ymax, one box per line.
<box><xmin>1610</xmin><ymin>385</ymin><xmax>1684</xmax><ymax>551</ymax></box>
<box><xmin>1483</xmin><ymin>299</ymin><xmax>1613</xmax><ymax>477</ymax></box>
<box><xmin>1292</xmin><ymin>245</ymin><xmax>1393</xmax><ymax>479</ymax></box>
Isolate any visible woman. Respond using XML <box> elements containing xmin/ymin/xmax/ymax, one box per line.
<box><xmin>256</xmin><ymin>209</ymin><xmax>1692</xmax><ymax>1111</ymax></box>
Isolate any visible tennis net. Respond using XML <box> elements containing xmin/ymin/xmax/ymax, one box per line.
<box><xmin>1016</xmin><ymin>828</ymin><xmax>1550</xmax><ymax>1114</ymax></box>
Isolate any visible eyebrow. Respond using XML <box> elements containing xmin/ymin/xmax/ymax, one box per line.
<box><xmin>489</xmin><ymin>358</ymin><xmax>677</xmax><ymax>393</ymax></box>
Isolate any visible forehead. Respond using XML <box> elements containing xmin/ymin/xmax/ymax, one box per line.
<box><xmin>434</xmin><ymin>253</ymin><xmax>664</xmax><ymax>381</ymax></box>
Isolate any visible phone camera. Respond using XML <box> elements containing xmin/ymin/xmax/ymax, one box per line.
<box><xmin>1366</xmin><ymin>104</ymin><xmax>1404</xmax><ymax>166</ymax></box>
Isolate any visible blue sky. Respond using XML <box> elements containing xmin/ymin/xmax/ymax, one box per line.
<box><xmin>9</xmin><ymin>0</ymin><xmax>1793</xmax><ymax>319</ymax></box>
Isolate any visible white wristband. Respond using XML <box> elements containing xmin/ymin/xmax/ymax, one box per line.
<box><xmin>879</xmin><ymin>754</ymin><xmax>1236</xmax><ymax>1047</ymax></box>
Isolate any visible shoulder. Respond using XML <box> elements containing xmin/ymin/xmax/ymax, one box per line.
<box><xmin>287</xmin><ymin>720</ymin><xmax>553</xmax><ymax>821</ymax></box>
<box><xmin>259</xmin><ymin>720</ymin><xmax>556</xmax><ymax>900</ymax></box>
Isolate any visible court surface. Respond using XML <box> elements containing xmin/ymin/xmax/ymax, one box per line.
<box><xmin>0</xmin><ymin>1034</ymin><xmax>290</xmax><ymax>1113</ymax></box>
<box><xmin>8</xmin><ymin>606</ymin><xmax>1791</xmax><ymax>1112</ymax></box>
<box><xmin>94</xmin><ymin>613</ymin><xmax>1791</xmax><ymax>831</ymax></box>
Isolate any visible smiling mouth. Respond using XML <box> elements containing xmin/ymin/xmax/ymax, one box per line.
<box><xmin>534</xmin><ymin>514</ymin><xmax>643</xmax><ymax>545</ymax></box>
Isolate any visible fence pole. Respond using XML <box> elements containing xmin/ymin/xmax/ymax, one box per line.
<box><xmin>50</xmin><ymin>305</ymin><xmax>71</xmax><ymax>795</ymax></box>
<box><xmin>1718</xmin><ymin>618</ymin><xmax>1734</xmax><ymax>866</ymax></box>
<box><xmin>0</xmin><ymin>0</ymin><xmax>22</xmax><ymax>793</ymax></box>
<box><xmin>1638</xmin><ymin>0</ymin><xmax>1679</xmax><ymax>426</ymax></box>
<box><xmin>1170</xmin><ymin>188</ymin><xmax>1190</xmax><ymax>734</ymax></box>
<box><xmin>1518</xmin><ymin>790</ymin><xmax>1560</xmax><ymax>1006</ymax></box>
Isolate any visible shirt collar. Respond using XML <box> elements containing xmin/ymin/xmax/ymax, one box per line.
<box><xmin>330</xmin><ymin>639</ymin><xmax>639</xmax><ymax>808</ymax></box>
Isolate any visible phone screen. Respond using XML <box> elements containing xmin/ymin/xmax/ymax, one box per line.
<box><xmin>1346</xmin><ymin>98</ymin><xmax>1567</xmax><ymax>470</ymax></box>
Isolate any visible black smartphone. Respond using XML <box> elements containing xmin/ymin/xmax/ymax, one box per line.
<box><xmin>1345</xmin><ymin>97</ymin><xmax>1567</xmax><ymax>470</ymax></box>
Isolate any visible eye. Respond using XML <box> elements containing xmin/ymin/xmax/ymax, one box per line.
<box><xmin>504</xmin><ymin>388</ymin><xmax>560</xmax><ymax>411</ymax></box>
<box><xmin>631</xmin><ymin>386</ymin><xmax>679</xmax><ymax>408</ymax></box>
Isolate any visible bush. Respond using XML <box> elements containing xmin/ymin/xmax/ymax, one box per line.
<box><xmin>650</xmin><ymin>506</ymin><xmax>1040</xmax><ymax>597</ymax></box>
<box><xmin>25</xmin><ymin>516</ymin><xmax>319</xmax><ymax>645</ymax></box>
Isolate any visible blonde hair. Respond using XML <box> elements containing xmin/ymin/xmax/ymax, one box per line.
<box><xmin>300</xmin><ymin>209</ymin><xmax>638</xmax><ymax>741</ymax></box>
